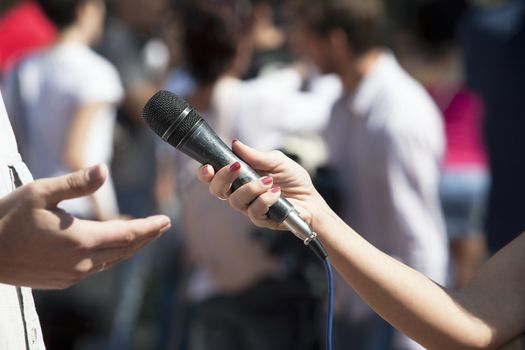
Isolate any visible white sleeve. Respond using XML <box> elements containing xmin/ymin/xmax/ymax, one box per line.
<box><xmin>77</xmin><ymin>60</ymin><xmax>124</xmax><ymax>106</ymax></box>
<box><xmin>368</xmin><ymin>127</ymin><xmax>448</xmax><ymax>284</ymax></box>
<box><xmin>238</xmin><ymin>74</ymin><xmax>341</xmax><ymax>149</ymax></box>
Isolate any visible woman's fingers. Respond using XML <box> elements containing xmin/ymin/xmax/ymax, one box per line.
<box><xmin>198</xmin><ymin>164</ymin><xmax>215</xmax><ymax>184</ymax></box>
<box><xmin>208</xmin><ymin>161</ymin><xmax>242</xmax><ymax>200</ymax></box>
<box><xmin>75</xmin><ymin>215</ymin><xmax>170</xmax><ymax>250</ymax></box>
<box><xmin>246</xmin><ymin>186</ymin><xmax>282</xmax><ymax>228</ymax></box>
<box><xmin>231</xmin><ymin>140</ymin><xmax>284</xmax><ymax>172</ymax></box>
<box><xmin>228</xmin><ymin>176</ymin><xmax>275</xmax><ymax>212</ymax></box>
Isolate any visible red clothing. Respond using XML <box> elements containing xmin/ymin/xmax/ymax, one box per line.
<box><xmin>0</xmin><ymin>1</ymin><xmax>56</xmax><ymax>73</ymax></box>
<box><xmin>429</xmin><ymin>87</ymin><xmax>488</xmax><ymax>170</ymax></box>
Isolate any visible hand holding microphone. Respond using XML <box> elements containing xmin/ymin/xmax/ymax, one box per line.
<box><xmin>142</xmin><ymin>90</ymin><xmax>328</xmax><ymax>258</ymax></box>
<box><xmin>197</xmin><ymin>139</ymin><xmax>328</xmax><ymax>234</ymax></box>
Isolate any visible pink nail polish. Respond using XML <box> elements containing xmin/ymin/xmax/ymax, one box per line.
<box><xmin>271</xmin><ymin>186</ymin><xmax>280</xmax><ymax>193</ymax></box>
<box><xmin>229</xmin><ymin>162</ymin><xmax>241</xmax><ymax>172</ymax></box>
<box><xmin>261</xmin><ymin>176</ymin><xmax>273</xmax><ymax>186</ymax></box>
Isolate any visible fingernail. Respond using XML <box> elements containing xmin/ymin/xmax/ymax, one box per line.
<box><xmin>201</xmin><ymin>165</ymin><xmax>211</xmax><ymax>175</ymax></box>
<box><xmin>261</xmin><ymin>176</ymin><xmax>273</xmax><ymax>186</ymax></box>
<box><xmin>271</xmin><ymin>186</ymin><xmax>281</xmax><ymax>193</ymax></box>
<box><xmin>229</xmin><ymin>162</ymin><xmax>241</xmax><ymax>172</ymax></box>
<box><xmin>232</xmin><ymin>139</ymin><xmax>239</xmax><ymax>145</ymax></box>
<box><xmin>87</xmin><ymin>165</ymin><xmax>104</xmax><ymax>182</ymax></box>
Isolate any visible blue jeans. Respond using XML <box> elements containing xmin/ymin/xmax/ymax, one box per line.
<box><xmin>439</xmin><ymin>168</ymin><xmax>490</xmax><ymax>239</ymax></box>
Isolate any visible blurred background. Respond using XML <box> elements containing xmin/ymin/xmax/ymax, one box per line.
<box><xmin>1</xmin><ymin>0</ymin><xmax>524</xmax><ymax>349</ymax></box>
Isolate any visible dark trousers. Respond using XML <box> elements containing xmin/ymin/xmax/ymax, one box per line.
<box><xmin>183</xmin><ymin>278</ymin><xmax>323</xmax><ymax>350</ymax></box>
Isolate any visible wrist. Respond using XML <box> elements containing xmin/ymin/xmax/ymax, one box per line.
<box><xmin>310</xmin><ymin>191</ymin><xmax>339</xmax><ymax>235</ymax></box>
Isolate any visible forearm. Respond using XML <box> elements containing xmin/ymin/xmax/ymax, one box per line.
<box><xmin>65</xmin><ymin>103</ymin><xmax>116</xmax><ymax>220</ymax></box>
<box><xmin>312</xmin><ymin>195</ymin><xmax>494</xmax><ymax>350</ymax></box>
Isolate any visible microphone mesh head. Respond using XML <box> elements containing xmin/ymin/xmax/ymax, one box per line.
<box><xmin>142</xmin><ymin>90</ymin><xmax>202</xmax><ymax>147</ymax></box>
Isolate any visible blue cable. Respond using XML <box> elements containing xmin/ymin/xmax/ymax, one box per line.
<box><xmin>323</xmin><ymin>257</ymin><xmax>334</xmax><ymax>350</ymax></box>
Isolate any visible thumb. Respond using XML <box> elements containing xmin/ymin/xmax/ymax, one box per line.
<box><xmin>37</xmin><ymin>164</ymin><xmax>107</xmax><ymax>208</ymax></box>
<box><xmin>232</xmin><ymin>140</ymin><xmax>283</xmax><ymax>172</ymax></box>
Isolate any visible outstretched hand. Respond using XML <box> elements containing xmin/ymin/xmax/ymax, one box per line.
<box><xmin>0</xmin><ymin>164</ymin><xmax>171</xmax><ymax>290</ymax></box>
<box><xmin>197</xmin><ymin>140</ymin><xmax>327</xmax><ymax>231</ymax></box>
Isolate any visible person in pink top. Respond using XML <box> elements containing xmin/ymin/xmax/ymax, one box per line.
<box><xmin>431</xmin><ymin>84</ymin><xmax>489</xmax><ymax>288</ymax></box>
<box><xmin>438</xmin><ymin>89</ymin><xmax>487</xmax><ymax>170</ymax></box>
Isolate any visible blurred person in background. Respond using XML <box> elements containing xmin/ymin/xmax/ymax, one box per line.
<box><xmin>96</xmin><ymin>0</ymin><xmax>177</xmax><ymax>349</ymax></box>
<box><xmin>0</xmin><ymin>0</ymin><xmax>56</xmax><ymax>75</ymax></box>
<box><xmin>288</xmin><ymin>0</ymin><xmax>449</xmax><ymax>349</ymax></box>
<box><xmin>4</xmin><ymin>0</ymin><xmax>122</xmax><ymax>221</ymax></box>
<box><xmin>97</xmin><ymin>0</ymin><xmax>170</xmax><ymax>224</ymax></box>
<box><xmin>399</xmin><ymin>0</ymin><xmax>489</xmax><ymax>288</ymax></box>
<box><xmin>2</xmin><ymin>0</ymin><xmax>126</xmax><ymax>348</ymax></box>
<box><xmin>459</xmin><ymin>0</ymin><xmax>525</xmax><ymax>254</ymax></box>
<box><xmin>166</xmin><ymin>1</ymin><xmax>341</xmax><ymax>349</ymax></box>
<box><xmin>243</xmin><ymin>0</ymin><xmax>292</xmax><ymax>79</ymax></box>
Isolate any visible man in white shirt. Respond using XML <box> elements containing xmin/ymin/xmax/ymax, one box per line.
<box><xmin>0</xmin><ymin>91</ymin><xmax>170</xmax><ymax>349</ymax></box>
<box><xmin>291</xmin><ymin>1</ymin><xmax>449</xmax><ymax>349</ymax></box>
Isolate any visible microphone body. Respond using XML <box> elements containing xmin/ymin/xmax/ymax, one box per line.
<box><xmin>144</xmin><ymin>91</ymin><xmax>326</xmax><ymax>257</ymax></box>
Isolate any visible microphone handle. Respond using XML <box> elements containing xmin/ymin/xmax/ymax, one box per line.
<box><xmin>178</xmin><ymin>121</ymin><xmax>317</xmax><ymax>243</ymax></box>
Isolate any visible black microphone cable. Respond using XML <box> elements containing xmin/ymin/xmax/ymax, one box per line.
<box><xmin>324</xmin><ymin>256</ymin><xmax>334</xmax><ymax>350</ymax></box>
<box><xmin>307</xmin><ymin>238</ymin><xmax>333</xmax><ymax>350</ymax></box>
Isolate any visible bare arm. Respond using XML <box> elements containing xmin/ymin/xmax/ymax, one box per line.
<box><xmin>65</xmin><ymin>102</ymin><xmax>115</xmax><ymax>220</ymax></box>
<box><xmin>316</xmin><ymin>205</ymin><xmax>525</xmax><ymax>350</ymax></box>
<box><xmin>198</xmin><ymin>141</ymin><xmax>525</xmax><ymax>350</ymax></box>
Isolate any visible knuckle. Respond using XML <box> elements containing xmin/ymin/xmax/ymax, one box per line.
<box><xmin>74</xmin><ymin>230</ymin><xmax>89</xmax><ymax>244</ymax></box>
<box><xmin>24</xmin><ymin>185</ymin><xmax>44</xmax><ymax>205</ymax></box>
<box><xmin>246</xmin><ymin>206</ymin><xmax>262</xmax><ymax>221</ymax></box>
<box><xmin>270</xmin><ymin>150</ymin><xmax>285</xmax><ymax>159</ymax></box>
<box><xmin>209</xmin><ymin>185</ymin><xmax>221</xmax><ymax>198</ymax></box>
<box><xmin>124</xmin><ymin>231</ymin><xmax>136</xmax><ymax>245</ymax></box>
<box><xmin>229</xmin><ymin>197</ymin><xmax>245</xmax><ymax>212</ymax></box>
<box><xmin>66</xmin><ymin>175</ymin><xmax>82</xmax><ymax>194</ymax></box>
<box><xmin>70</xmin><ymin>235</ymin><xmax>93</xmax><ymax>253</ymax></box>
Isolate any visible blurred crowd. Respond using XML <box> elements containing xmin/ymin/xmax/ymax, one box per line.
<box><xmin>0</xmin><ymin>0</ymin><xmax>524</xmax><ymax>349</ymax></box>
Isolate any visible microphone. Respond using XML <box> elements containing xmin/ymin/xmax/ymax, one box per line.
<box><xmin>143</xmin><ymin>90</ymin><xmax>327</xmax><ymax>258</ymax></box>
